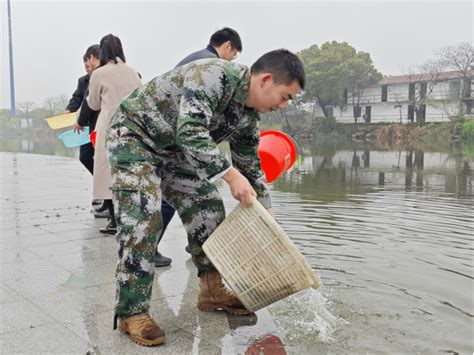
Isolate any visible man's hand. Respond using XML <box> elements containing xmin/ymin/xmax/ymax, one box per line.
<box><xmin>64</xmin><ymin>110</ymin><xmax>71</xmax><ymax>114</ymax></box>
<box><xmin>222</xmin><ymin>167</ymin><xmax>256</xmax><ymax>206</ymax></box>
<box><xmin>73</xmin><ymin>122</ymin><xmax>84</xmax><ymax>134</ymax></box>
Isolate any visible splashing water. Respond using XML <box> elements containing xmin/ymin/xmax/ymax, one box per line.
<box><xmin>268</xmin><ymin>288</ymin><xmax>346</xmax><ymax>344</ymax></box>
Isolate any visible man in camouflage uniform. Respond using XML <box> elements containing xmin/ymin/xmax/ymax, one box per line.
<box><xmin>155</xmin><ymin>26</ymin><xmax>243</xmax><ymax>267</ymax></box>
<box><xmin>106</xmin><ymin>49</ymin><xmax>305</xmax><ymax>347</ymax></box>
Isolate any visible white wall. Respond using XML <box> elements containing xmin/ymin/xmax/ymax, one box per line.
<box><xmin>316</xmin><ymin>77</ymin><xmax>466</xmax><ymax>123</ymax></box>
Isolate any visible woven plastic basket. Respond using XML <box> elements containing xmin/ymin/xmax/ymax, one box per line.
<box><xmin>203</xmin><ymin>200</ymin><xmax>320</xmax><ymax>312</ymax></box>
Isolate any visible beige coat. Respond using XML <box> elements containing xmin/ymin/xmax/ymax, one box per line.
<box><xmin>87</xmin><ymin>59</ymin><xmax>141</xmax><ymax>199</ymax></box>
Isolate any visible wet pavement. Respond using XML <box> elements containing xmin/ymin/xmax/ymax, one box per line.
<box><xmin>0</xmin><ymin>152</ymin><xmax>287</xmax><ymax>354</ymax></box>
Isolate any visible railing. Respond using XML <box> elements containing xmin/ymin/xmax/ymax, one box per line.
<box><xmin>336</xmin><ymin>114</ymin><xmax>452</xmax><ymax>124</ymax></box>
<box><xmin>347</xmin><ymin>90</ymin><xmax>472</xmax><ymax>105</ymax></box>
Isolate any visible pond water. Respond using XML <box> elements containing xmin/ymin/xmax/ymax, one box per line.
<box><xmin>267</xmin><ymin>144</ymin><xmax>473</xmax><ymax>354</ymax></box>
<box><xmin>1</xmin><ymin>135</ymin><xmax>472</xmax><ymax>353</ymax></box>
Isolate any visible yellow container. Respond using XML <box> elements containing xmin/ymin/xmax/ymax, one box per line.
<box><xmin>45</xmin><ymin>112</ymin><xmax>77</xmax><ymax>129</ymax></box>
<box><xmin>203</xmin><ymin>200</ymin><xmax>320</xmax><ymax>312</ymax></box>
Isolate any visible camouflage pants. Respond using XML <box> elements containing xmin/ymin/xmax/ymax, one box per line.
<box><xmin>107</xmin><ymin>127</ymin><xmax>224</xmax><ymax>318</ymax></box>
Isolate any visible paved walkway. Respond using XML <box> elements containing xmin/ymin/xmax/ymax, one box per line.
<box><xmin>0</xmin><ymin>152</ymin><xmax>286</xmax><ymax>354</ymax></box>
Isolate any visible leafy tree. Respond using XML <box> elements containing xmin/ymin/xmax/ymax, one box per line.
<box><xmin>0</xmin><ymin>108</ymin><xmax>18</xmax><ymax>129</ymax></box>
<box><xmin>343</xmin><ymin>53</ymin><xmax>382</xmax><ymax>123</ymax></box>
<box><xmin>298</xmin><ymin>41</ymin><xmax>382</xmax><ymax>119</ymax></box>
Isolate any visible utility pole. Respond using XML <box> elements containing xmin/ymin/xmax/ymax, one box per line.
<box><xmin>7</xmin><ymin>0</ymin><xmax>16</xmax><ymax>117</ymax></box>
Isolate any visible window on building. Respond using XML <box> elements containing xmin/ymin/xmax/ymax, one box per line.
<box><xmin>464</xmin><ymin>79</ymin><xmax>472</xmax><ymax>98</ymax></box>
<box><xmin>353</xmin><ymin>105</ymin><xmax>361</xmax><ymax>118</ymax></box>
<box><xmin>343</xmin><ymin>89</ymin><xmax>348</xmax><ymax>104</ymax></box>
<box><xmin>409</xmin><ymin>83</ymin><xmax>415</xmax><ymax>100</ymax></box>
<box><xmin>364</xmin><ymin>106</ymin><xmax>371</xmax><ymax>123</ymax></box>
<box><xmin>420</xmin><ymin>104</ymin><xmax>426</xmax><ymax>121</ymax></box>
<box><xmin>466</xmin><ymin>100</ymin><xmax>472</xmax><ymax>114</ymax></box>
<box><xmin>407</xmin><ymin>105</ymin><xmax>414</xmax><ymax>122</ymax></box>
<box><xmin>381</xmin><ymin>85</ymin><xmax>388</xmax><ymax>102</ymax></box>
<box><xmin>420</xmin><ymin>82</ymin><xmax>427</xmax><ymax>99</ymax></box>
<box><xmin>449</xmin><ymin>80</ymin><xmax>461</xmax><ymax>98</ymax></box>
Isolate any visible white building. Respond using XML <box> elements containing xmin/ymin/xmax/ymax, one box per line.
<box><xmin>315</xmin><ymin>70</ymin><xmax>473</xmax><ymax>123</ymax></box>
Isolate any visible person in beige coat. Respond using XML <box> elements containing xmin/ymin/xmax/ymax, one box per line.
<box><xmin>87</xmin><ymin>34</ymin><xmax>142</xmax><ymax>234</ymax></box>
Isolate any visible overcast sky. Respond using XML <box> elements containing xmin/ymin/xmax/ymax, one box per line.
<box><xmin>1</xmin><ymin>0</ymin><xmax>472</xmax><ymax>109</ymax></box>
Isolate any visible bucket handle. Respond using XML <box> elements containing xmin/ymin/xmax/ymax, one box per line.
<box><xmin>287</xmin><ymin>134</ymin><xmax>302</xmax><ymax>172</ymax></box>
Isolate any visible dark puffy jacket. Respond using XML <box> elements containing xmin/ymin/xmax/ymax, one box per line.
<box><xmin>175</xmin><ymin>45</ymin><xmax>218</xmax><ymax>68</ymax></box>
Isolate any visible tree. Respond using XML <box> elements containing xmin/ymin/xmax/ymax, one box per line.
<box><xmin>43</xmin><ymin>95</ymin><xmax>68</xmax><ymax>117</ymax></box>
<box><xmin>43</xmin><ymin>97</ymin><xmax>57</xmax><ymax>117</ymax></box>
<box><xmin>298</xmin><ymin>41</ymin><xmax>382</xmax><ymax>119</ymax></box>
<box><xmin>435</xmin><ymin>42</ymin><xmax>474</xmax><ymax>117</ymax></box>
<box><xmin>344</xmin><ymin>53</ymin><xmax>382</xmax><ymax>123</ymax></box>
<box><xmin>391</xmin><ymin>92</ymin><xmax>404</xmax><ymax>124</ymax></box>
<box><xmin>55</xmin><ymin>94</ymin><xmax>69</xmax><ymax>112</ymax></box>
<box><xmin>17</xmin><ymin>100</ymin><xmax>36</xmax><ymax>128</ymax></box>
<box><xmin>406</xmin><ymin>60</ymin><xmax>445</xmax><ymax>125</ymax></box>
<box><xmin>0</xmin><ymin>108</ymin><xmax>17</xmax><ymax>129</ymax></box>
<box><xmin>17</xmin><ymin>100</ymin><xmax>35</xmax><ymax>118</ymax></box>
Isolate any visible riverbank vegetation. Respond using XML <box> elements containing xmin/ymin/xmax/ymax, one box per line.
<box><xmin>260</xmin><ymin>108</ymin><xmax>474</xmax><ymax>154</ymax></box>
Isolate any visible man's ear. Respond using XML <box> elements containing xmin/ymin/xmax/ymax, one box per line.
<box><xmin>259</xmin><ymin>73</ymin><xmax>273</xmax><ymax>88</ymax></box>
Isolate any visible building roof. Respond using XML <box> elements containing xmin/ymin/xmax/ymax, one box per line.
<box><xmin>379</xmin><ymin>70</ymin><xmax>474</xmax><ymax>85</ymax></box>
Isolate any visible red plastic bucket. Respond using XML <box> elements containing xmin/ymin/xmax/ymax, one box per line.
<box><xmin>258</xmin><ymin>130</ymin><xmax>297</xmax><ymax>183</ymax></box>
<box><xmin>90</xmin><ymin>130</ymin><xmax>97</xmax><ymax>148</ymax></box>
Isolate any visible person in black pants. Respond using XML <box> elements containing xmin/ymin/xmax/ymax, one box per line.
<box><xmin>66</xmin><ymin>45</ymin><xmax>102</xmax><ymax>207</ymax></box>
<box><xmin>154</xmin><ymin>27</ymin><xmax>242</xmax><ymax>267</ymax></box>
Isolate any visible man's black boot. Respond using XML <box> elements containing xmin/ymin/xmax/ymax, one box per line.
<box><xmin>154</xmin><ymin>252</ymin><xmax>172</xmax><ymax>267</ymax></box>
<box><xmin>99</xmin><ymin>220</ymin><xmax>117</xmax><ymax>235</ymax></box>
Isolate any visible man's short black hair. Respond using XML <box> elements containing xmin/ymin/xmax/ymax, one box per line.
<box><xmin>83</xmin><ymin>44</ymin><xmax>100</xmax><ymax>62</ymax></box>
<box><xmin>251</xmin><ymin>49</ymin><xmax>306</xmax><ymax>90</ymax></box>
<box><xmin>99</xmin><ymin>34</ymin><xmax>126</xmax><ymax>67</ymax></box>
<box><xmin>209</xmin><ymin>27</ymin><xmax>242</xmax><ymax>52</ymax></box>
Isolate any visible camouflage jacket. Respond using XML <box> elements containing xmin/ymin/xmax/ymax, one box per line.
<box><xmin>109</xmin><ymin>58</ymin><xmax>271</xmax><ymax>208</ymax></box>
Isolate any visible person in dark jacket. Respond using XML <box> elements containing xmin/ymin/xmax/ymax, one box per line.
<box><xmin>66</xmin><ymin>45</ymin><xmax>100</xmax><ymax>177</ymax></box>
<box><xmin>154</xmin><ymin>27</ymin><xmax>242</xmax><ymax>267</ymax></box>
<box><xmin>175</xmin><ymin>27</ymin><xmax>242</xmax><ymax>67</ymax></box>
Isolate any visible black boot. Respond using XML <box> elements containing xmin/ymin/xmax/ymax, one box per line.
<box><xmin>95</xmin><ymin>202</ymin><xmax>108</xmax><ymax>213</ymax></box>
<box><xmin>99</xmin><ymin>220</ymin><xmax>117</xmax><ymax>235</ymax></box>
<box><xmin>94</xmin><ymin>209</ymin><xmax>111</xmax><ymax>218</ymax></box>
<box><xmin>99</xmin><ymin>200</ymin><xmax>116</xmax><ymax>235</ymax></box>
<box><xmin>94</xmin><ymin>201</ymin><xmax>111</xmax><ymax>218</ymax></box>
<box><xmin>154</xmin><ymin>251</ymin><xmax>172</xmax><ymax>267</ymax></box>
